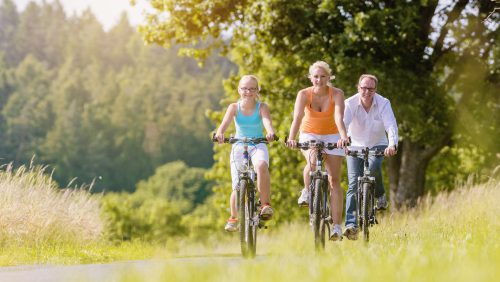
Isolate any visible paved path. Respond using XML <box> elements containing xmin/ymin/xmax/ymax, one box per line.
<box><xmin>0</xmin><ymin>255</ymin><xmax>246</xmax><ymax>282</ymax></box>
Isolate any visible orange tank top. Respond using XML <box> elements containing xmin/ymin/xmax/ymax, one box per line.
<box><xmin>300</xmin><ymin>86</ymin><xmax>339</xmax><ymax>134</ymax></box>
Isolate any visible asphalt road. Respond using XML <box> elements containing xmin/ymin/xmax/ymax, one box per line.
<box><xmin>0</xmin><ymin>256</ymin><xmax>245</xmax><ymax>282</ymax></box>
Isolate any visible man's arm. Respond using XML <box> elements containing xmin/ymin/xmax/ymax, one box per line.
<box><xmin>380</xmin><ymin>99</ymin><xmax>398</xmax><ymax>155</ymax></box>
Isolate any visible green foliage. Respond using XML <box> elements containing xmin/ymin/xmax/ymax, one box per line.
<box><xmin>0</xmin><ymin>0</ymin><xmax>236</xmax><ymax>191</ymax></box>
<box><xmin>101</xmin><ymin>161</ymin><xmax>214</xmax><ymax>242</ymax></box>
<box><xmin>101</xmin><ymin>192</ymin><xmax>187</xmax><ymax>242</ymax></box>
<box><xmin>136</xmin><ymin>161</ymin><xmax>213</xmax><ymax>211</ymax></box>
<box><xmin>140</xmin><ymin>0</ymin><xmax>499</xmax><ymax>211</ymax></box>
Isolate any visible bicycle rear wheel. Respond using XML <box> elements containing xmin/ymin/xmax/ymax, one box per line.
<box><xmin>312</xmin><ymin>178</ymin><xmax>324</xmax><ymax>251</ymax></box>
<box><xmin>238</xmin><ymin>179</ymin><xmax>255</xmax><ymax>258</ymax></box>
<box><xmin>362</xmin><ymin>182</ymin><xmax>372</xmax><ymax>242</ymax></box>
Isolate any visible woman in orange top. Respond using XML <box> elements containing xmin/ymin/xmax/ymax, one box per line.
<box><xmin>286</xmin><ymin>61</ymin><xmax>349</xmax><ymax>240</ymax></box>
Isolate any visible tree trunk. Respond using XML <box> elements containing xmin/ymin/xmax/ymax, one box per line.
<box><xmin>387</xmin><ymin>139</ymin><xmax>446</xmax><ymax>209</ymax></box>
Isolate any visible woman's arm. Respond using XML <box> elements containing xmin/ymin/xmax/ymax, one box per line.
<box><xmin>333</xmin><ymin>88</ymin><xmax>349</xmax><ymax>147</ymax></box>
<box><xmin>287</xmin><ymin>90</ymin><xmax>307</xmax><ymax>147</ymax></box>
<box><xmin>215</xmin><ymin>103</ymin><xmax>237</xmax><ymax>143</ymax></box>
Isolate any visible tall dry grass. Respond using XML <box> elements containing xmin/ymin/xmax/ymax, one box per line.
<box><xmin>0</xmin><ymin>164</ymin><xmax>102</xmax><ymax>246</ymax></box>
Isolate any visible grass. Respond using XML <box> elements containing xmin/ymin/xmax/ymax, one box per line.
<box><xmin>0</xmin><ymin>163</ymin><xmax>498</xmax><ymax>282</ymax></box>
<box><xmin>0</xmin><ymin>164</ymin><xmax>102</xmax><ymax>246</ymax></box>
<box><xmin>0</xmin><ymin>164</ymin><xmax>159</xmax><ymax>266</ymax></box>
<box><xmin>120</xmin><ymin>178</ymin><xmax>499</xmax><ymax>282</ymax></box>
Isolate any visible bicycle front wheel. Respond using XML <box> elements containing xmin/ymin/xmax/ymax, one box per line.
<box><xmin>312</xmin><ymin>178</ymin><xmax>324</xmax><ymax>251</ymax></box>
<box><xmin>362</xmin><ymin>182</ymin><xmax>373</xmax><ymax>242</ymax></box>
<box><xmin>238</xmin><ymin>179</ymin><xmax>255</xmax><ymax>258</ymax></box>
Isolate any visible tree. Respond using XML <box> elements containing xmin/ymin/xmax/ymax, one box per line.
<box><xmin>138</xmin><ymin>0</ymin><xmax>499</xmax><ymax>209</ymax></box>
<box><xmin>0</xmin><ymin>0</ymin><xmax>19</xmax><ymax>66</ymax></box>
<box><xmin>2</xmin><ymin>55</ymin><xmax>53</xmax><ymax>163</ymax></box>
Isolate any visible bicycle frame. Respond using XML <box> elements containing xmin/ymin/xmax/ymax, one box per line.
<box><xmin>296</xmin><ymin>139</ymin><xmax>338</xmax><ymax>251</ymax></box>
<box><xmin>213</xmin><ymin>135</ymin><xmax>275</xmax><ymax>258</ymax></box>
<box><xmin>347</xmin><ymin>147</ymin><xmax>385</xmax><ymax>242</ymax></box>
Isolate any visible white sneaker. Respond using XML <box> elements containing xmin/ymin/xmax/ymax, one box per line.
<box><xmin>224</xmin><ymin>218</ymin><xmax>238</xmax><ymax>232</ymax></box>
<box><xmin>330</xmin><ymin>224</ymin><xmax>343</xmax><ymax>241</ymax></box>
<box><xmin>298</xmin><ymin>188</ymin><xmax>309</xmax><ymax>206</ymax></box>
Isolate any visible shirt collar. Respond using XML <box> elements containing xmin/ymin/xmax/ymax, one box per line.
<box><xmin>355</xmin><ymin>93</ymin><xmax>379</xmax><ymax>108</ymax></box>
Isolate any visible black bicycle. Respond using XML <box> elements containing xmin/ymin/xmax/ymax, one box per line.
<box><xmin>214</xmin><ymin>135</ymin><xmax>278</xmax><ymax>258</ymax></box>
<box><xmin>346</xmin><ymin>147</ymin><xmax>386</xmax><ymax>242</ymax></box>
<box><xmin>287</xmin><ymin>138</ymin><xmax>339</xmax><ymax>251</ymax></box>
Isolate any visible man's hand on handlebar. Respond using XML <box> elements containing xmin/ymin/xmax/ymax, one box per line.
<box><xmin>384</xmin><ymin>145</ymin><xmax>397</xmax><ymax>157</ymax></box>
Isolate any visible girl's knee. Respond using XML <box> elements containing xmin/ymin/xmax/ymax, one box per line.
<box><xmin>254</xmin><ymin>162</ymin><xmax>269</xmax><ymax>174</ymax></box>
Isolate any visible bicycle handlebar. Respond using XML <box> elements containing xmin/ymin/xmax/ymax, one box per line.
<box><xmin>296</xmin><ymin>140</ymin><xmax>339</xmax><ymax>150</ymax></box>
<box><xmin>346</xmin><ymin>148</ymin><xmax>386</xmax><ymax>157</ymax></box>
<box><xmin>284</xmin><ymin>135</ymin><xmax>340</xmax><ymax>150</ymax></box>
<box><xmin>212</xmin><ymin>133</ymin><xmax>279</xmax><ymax>144</ymax></box>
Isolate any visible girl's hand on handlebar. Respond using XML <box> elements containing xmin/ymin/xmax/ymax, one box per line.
<box><xmin>214</xmin><ymin>132</ymin><xmax>225</xmax><ymax>144</ymax></box>
<box><xmin>266</xmin><ymin>132</ymin><xmax>277</xmax><ymax>142</ymax></box>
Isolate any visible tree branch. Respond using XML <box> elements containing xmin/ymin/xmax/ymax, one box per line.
<box><xmin>431</xmin><ymin>0</ymin><xmax>468</xmax><ymax>64</ymax></box>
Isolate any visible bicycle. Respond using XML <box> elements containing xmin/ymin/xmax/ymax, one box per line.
<box><xmin>345</xmin><ymin>147</ymin><xmax>386</xmax><ymax>242</ymax></box>
<box><xmin>287</xmin><ymin>137</ymin><xmax>339</xmax><ymax>251</ymax></box>
<box><xmin>213</xmin><ymin>135</ymin><xmax>278</xmax><ymax>258</ymax></box>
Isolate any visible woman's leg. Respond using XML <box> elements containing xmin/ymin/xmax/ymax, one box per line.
<box><xmin>301</xmin><ymin>149</ymin><xmax>315</xmax><ymax>190</ymax></box>
<box><xmin>325</xmin><ymin>155</ymin><xmax>344</xmax><ymax>225</ymax></box>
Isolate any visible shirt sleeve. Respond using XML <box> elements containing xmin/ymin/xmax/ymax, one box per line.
<box><xmin>343</xmin><ymin>100</ymin><xmax>353</xmax><ymax>132</ymax></box>
<box><xmin>380</xmin><ymin>99</ymin><xmax>398</xmax><ymax>147</ymax></box>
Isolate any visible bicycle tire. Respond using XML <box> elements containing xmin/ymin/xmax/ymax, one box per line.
<box><xmin>312</xmin><ymin>178</ymin><xmax>324</xmax><ymax>251</ymax></box>
<box><xmin>362</xmin><ymin>182</ymin><xmax>372</xmax><ymax>242</ymax></box>
<box><xmin>322</xmin><ymin>179</ymin><xmax>330</xmax><ymax>242</ymax></box>
<box><xmin>248</xmin><ymin>185</ymin><xmax>257</xmax><ymax>257</ymax></box>
<box><xmin>357</xmin><ymin>183</ymin><xmax>363</xmax><ymax>231</ymax></box>
<box><xmin>238</xmin><ymin>179</ymin><xmax>255</xmax><ymax>258</ymax></box>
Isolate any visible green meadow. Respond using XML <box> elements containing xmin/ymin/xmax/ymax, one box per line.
<box><xmin>127</xmin><ymin>178</ymin><xmax>498</xmax><ymax>281</ymax></box>
<box><xmin>0</xmin><ymin>157</ymin><xmax>498</xmax><ymax>282</ymax></box>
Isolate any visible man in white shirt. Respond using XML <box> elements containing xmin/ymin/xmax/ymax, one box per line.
<box><xmin>343</xmin><ymin>74</ymin><xmax>398</xmax><ymax>240</ymax></box>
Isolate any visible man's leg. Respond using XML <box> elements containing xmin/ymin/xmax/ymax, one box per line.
<box><xmin>345</xmin><ymin>156</ymin><xmax>363</xmax><ymax>227</ymax></box>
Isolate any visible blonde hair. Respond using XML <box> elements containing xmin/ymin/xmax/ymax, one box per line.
<box><xmin>358</xmin><ymin>74</ymin><xmax>378</xmax><ymax>87</ymax></box>
<box><xmin>239</xmin><ymin>75</ymin><xmax>260</xmax><ymax>91</ymax></box>
<box><xmin>238</xmin><ymin>74</ymin><xmax>261</xmax><ymax>100</ymax></box>
<box><xmin>308</xmin><ymin>61</ymin><xmax>335</xmax><ymax>80</ymax></box>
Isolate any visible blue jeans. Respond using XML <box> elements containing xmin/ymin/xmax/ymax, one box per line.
<box><xmin>345</xmin><ymin>145</ymin><xmax>386</xmax><ymax>228</ymax></box>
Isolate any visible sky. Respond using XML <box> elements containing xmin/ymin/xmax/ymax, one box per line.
<box><xmin>15</xmin><ymin>0</ymin><xmax>149</xmax><ymax>31</ymax></box>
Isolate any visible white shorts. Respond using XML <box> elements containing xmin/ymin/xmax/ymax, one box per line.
<box><xmin>230</xmin><ymin>143</ymin><xmax>269</xmax><ymax>190</ymax></box>
<box><xmin>299</xmin><ymin>133</ymin><xmax>345</xmax><ymax>156</ymax></box>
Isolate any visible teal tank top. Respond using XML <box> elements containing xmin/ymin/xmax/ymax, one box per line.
<box><xmin>234</xmin><ymin>101</ymin><xmax>264</xmax><ymax>138</ymax></box>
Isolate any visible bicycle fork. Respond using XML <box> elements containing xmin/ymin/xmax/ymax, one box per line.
<box><xmin>357</xmin><ymin>177</ymin><xmax>378</xmax><ymax>226</ymax></box>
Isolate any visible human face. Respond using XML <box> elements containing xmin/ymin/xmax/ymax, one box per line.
<box><xmin>358</xmin><ymin>77</ymin><xmax>377</xmax><ymax>104</ymax></box>
<box><xmin>238</xmin><ymin>78</ymin><xmax>259</xmax><ymax>100</ymax></box>
<box><xmin>309</xmin><ymin>67</ymin><xmax>330</xmax><ymax>88</ymax></box>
